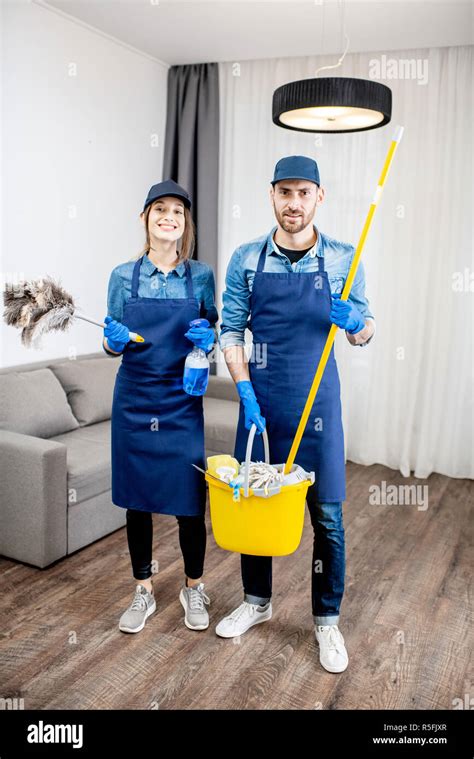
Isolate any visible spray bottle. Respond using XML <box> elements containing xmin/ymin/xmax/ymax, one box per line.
<box><xmin>183</xmin><ymin>318</ymin><xmax>210</xmax><ymax>396</ymax></box>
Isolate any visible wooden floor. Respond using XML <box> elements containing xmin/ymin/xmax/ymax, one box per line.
<box><xmin>0</xmin><ymin>462</ymin><xmax>472</xmax><ymax>710</ymax></box>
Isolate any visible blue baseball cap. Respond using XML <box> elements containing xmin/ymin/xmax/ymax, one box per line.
<box><xmin>271</xmin><ymin>155</ymin><xmax>320</xmax><ymax>186</ymax></box>
<box><xmin>143</xmin><ymin>179</ymin><xmax>191</xmax><ymax>212</ymax></box>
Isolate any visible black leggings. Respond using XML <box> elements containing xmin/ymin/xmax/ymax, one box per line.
<box><xmin>126</xmin><ymin>509</ymin><xmax>206</xmax><ymax>581</ymax></box>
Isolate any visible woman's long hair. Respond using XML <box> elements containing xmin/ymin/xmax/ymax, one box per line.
<box><xmin>133</xmin><ymin>204</ymin><xmax>195</xmax><ymax>262</ymax></box>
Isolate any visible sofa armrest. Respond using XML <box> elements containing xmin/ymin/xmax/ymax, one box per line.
<box><xmin>206</xmin><ymin>375</ymin><xmax>240</xmax><ymax>403</ymax></box>
<box><xmin>0</xmin><ymin>430</ymin><xmax>68</xmax><ymax>568</ymax></box>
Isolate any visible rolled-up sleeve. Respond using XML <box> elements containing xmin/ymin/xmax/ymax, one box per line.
<box><xmin>102</xmin><ymin>268</ymin><xmax>125</xmax><ymax>356</ymax></box>
<box><xmin>347</xmin><ymin>253</ymin><xmax>374</xmax><ymax>321</ymax></box>
<box><xmin>219</xmin><ymin>247</ymin><xmax>250</xmax><ymax>349</ymax></box>
<box><xmin>106</xmin><ymin>268</ymin><xmax>126</xmax><ymax>323</ymax></box>
<box><xmin>346</xmin><ymin>249</ymin><xmax>376</xmax><ymax>346</ymax></box>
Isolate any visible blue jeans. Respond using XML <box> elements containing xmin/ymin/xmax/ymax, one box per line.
<box><xmin>241</xmin><ymin>488</ymin><xmax>346</xmax><ymax>626</ymax></box>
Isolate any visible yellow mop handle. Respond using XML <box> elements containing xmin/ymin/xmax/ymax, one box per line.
<box><xmin>284</xmin><ymin>125</ymin><xmax>404</xmax><ymax>475</ymax></box>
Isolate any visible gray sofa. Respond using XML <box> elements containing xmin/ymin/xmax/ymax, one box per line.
<box><xmin>0</xmin><ymin>352</ymin><xmax>239</xmax><ymax>569</ymax></box>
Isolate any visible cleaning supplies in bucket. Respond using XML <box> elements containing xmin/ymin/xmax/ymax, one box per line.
<box><xmin>207</xmin><ymin>455</ymin><xmax>239</xmax><ymax>479</ymax></box>
<box><xmin>273</xmin><ymin>463</ymin><xmax>314</xmax><ymax>486</ymax></box>
<box><xmin>206</xmin><ymin>425</ymin><xmax>315</xmax><ymax>556</ymax></box>
<box><xmin>215</xmin><ymin>466</ymin><xmax>238</xmax><ymax>483</ymax></box>
<box><xmin>237</xmin><ymin>461</ymin><xmax>314</xmax><ymax>498</ymax></box>
<box><xmin>241</xmin><ymin>461</ymin><xmax>281</xmax><ymax>490</ymax></box>
<box><xmin>206</xmin><ymin>451</ymin><xmax>314</xmax><ymax>501</ymax></box>
<box><xmin>206</xmin><ymin>455</ymin><xmax>241</xmax><ymax>499</ymax></box>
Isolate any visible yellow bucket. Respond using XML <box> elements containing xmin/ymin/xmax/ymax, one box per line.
<box><xmin>206</xmin><ymin>425</ymin><xmax>314</xmax><ymax>556</ymax></box>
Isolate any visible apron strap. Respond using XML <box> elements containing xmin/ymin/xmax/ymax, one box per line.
<box><xmin>317</xmin><ymin>252</ymin><xmax>325</xmax><ymax>272</ymax></box>
<box><xmin>256</xmin><ymin>240</ymin><xmax>268</xmax><ymax>272</ymax></box>
<box><xmin>131</xmin><ymin>255</ymin><xmax>144</xmax><ymax>298</ymax></box>
<box><xmin>184</xmin><ymin>260</ymin><xmax>195</xmax><ymax>299</ymax></box>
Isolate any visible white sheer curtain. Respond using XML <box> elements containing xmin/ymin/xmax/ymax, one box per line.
<box><xmin>217</xmin><ymin>45</ymin><xmax>473</xmax><ymax>480</ymax></box>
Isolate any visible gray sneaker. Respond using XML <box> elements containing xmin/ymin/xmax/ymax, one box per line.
<box><xmin>179</xmin><ymin>582</ymin><xmax>210</xmax><ymax>630</ymax></box>
<box><xmin>119</xmin><ymin>583</ymin><xmax>156</xmax><ymax>633</ymax></box>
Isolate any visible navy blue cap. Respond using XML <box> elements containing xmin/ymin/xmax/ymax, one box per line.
<box><xmin>271</xmin><ymin>155</ymin><xmax>320</xmax><ymax>186</ymax></box>
<box><xmin>143</xmin><ymin>179</ymin><xmax>191</xmax><ymax>212</ymax></box>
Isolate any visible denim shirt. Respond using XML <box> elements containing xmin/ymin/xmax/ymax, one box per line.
<box><xmin>219</xmin><ymin>225</ymin><xmax>375</xmax><ymax>350</ymax></box>
<box><xmin>104</xmin><ymin>253</ymin><xmax>218</xmax><ymax>354</ymax></box>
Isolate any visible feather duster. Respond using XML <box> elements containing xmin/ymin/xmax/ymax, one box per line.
<box><xmin>3</xmin><ymin>277</ymin><xmax>142</xmax><ymax>349</ymax></box>
<box><xmin>3</xmin><ymin>277</ymin><xmax>76</xmax><ymax>348</ymax></box>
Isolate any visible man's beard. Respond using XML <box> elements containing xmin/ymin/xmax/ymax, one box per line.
<box><xmin>274</xmin><ymin>204</ymin><xmax>316</xmax><ymax>234</ymax></box>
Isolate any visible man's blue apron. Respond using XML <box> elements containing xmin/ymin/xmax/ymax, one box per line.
<box><xmin>234</xmin><ymin>239</ymin><xmax>346</xmax><ymax>502</ymax></box>
<box><xmin>111</xmin><ymin>255</ymin><xmax>206</xmax><ymax>515</ymax></box>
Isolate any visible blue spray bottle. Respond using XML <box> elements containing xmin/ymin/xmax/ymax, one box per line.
<box><xmin>183</xmin><ymin>318</ymin><xmax>210</xmax><ymax>396</ymax></box>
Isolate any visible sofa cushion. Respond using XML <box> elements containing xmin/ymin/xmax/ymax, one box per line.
<box><xmin>0</xmin><ymin>368</ymin><xmax>79</xmax><ymax>438</ymax></box>
<box><xmin>50</xmin><ymin>356</ymin><xmax>121</xmax><ymax>426</ymax></box>
<box><xmin>49</xmin><ymin>420</ymin><xmax>112</xmax><ymax>504</ymax></box>
<box><xmin>203</xmin><ymin>396</ymin><xmax>239</xmax><ymax>457</ymax></box>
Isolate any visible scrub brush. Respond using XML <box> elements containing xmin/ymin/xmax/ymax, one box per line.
<box><xmin>3</xmin><ymin>276</ymin><xmax>144</xmax><ymax>349</ymax></box>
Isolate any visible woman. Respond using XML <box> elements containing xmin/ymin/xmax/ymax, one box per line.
<box><xmin>103</xmin><ymin>179</ymin><xmax>217</xmax><ymax>634</ymax></box>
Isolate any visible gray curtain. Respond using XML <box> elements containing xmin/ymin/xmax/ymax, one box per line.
<box><xmin>163</xmin><ymin>63</ymin><xmax>219</xmax><ymax>272</ymax></box>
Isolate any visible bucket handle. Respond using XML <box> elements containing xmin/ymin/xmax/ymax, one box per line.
<box><xmin>243</xmin><ymin>423</ymin><xmax>270</xmax><ymax>498</ymax></box>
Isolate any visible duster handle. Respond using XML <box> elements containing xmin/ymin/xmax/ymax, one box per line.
<box><xmin>74</xmin><ymin>312</ymin><xmax>144</xmax><ymax>343</ymax></box>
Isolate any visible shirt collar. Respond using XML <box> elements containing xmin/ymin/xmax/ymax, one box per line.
<box><xmin>143</xmin><ymin>251</ymin><xmax>187</xmax><ymax>277</ymax></box>
<box><xmin>268</xmin><ymin>224</ymin><xmax>322</xmax><ymax>258</ymax></box>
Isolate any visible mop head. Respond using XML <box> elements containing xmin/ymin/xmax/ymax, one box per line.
<box><xmin>244</xmin><ymin>462</ymin><xmax>283</xmax><ymax>491</ymax></box>
<box><xmin>3</xmin><ymin>277</ymin><xmax>76</xmax><ymax>348</ymax></box>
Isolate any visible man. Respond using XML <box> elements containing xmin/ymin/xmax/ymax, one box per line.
<box><xmin>216</xmin><ymin>156</ymin><xmax>375</xmax><ymax>673</ymax></box>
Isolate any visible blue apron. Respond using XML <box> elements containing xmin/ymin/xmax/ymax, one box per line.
<box><xmin>234</xmin><ymin>239</ymin><xmax>346</xmax><ymax>502</ymax></box>
<box><xmin>111</xmin><ymin>255</ymin><xmax>206</xmax><ymax>515</ymax></box>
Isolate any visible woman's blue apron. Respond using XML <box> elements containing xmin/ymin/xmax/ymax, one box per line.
<box><xmin>234</xmin><ymin>239</ymin><xmax>346</xmax><ymax>502</ymax></box>
<box><xmin>111</xmin><ymin>255</ymin><xmax>206</xmax><ymax>515</ymax></box>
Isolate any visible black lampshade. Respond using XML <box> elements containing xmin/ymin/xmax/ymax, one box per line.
<box><xmin>273</xmin><ymin>77</ymin><xmax>392</xmax><ymax>134</ymax></box>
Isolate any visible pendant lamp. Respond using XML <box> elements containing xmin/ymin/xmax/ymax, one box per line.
<box><xmin>272</xmin><ymin>77</ymin><xmax>392</xmax><ymax>134</ymax></box>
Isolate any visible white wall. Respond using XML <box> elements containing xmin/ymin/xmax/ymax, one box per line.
<box><xmin>1</xmin><ymin>0</ymin><xmax>168</xmax><ymax>367</ymax></box>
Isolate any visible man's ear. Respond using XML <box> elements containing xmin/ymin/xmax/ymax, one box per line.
<box><xmin>316</xmin><ymin>185</ymin><xmax>325</xmax><ymax>206</ymax></box>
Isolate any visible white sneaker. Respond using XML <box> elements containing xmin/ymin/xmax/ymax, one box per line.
<box><xmin>215</xmin><ymin>601</ymin><xmax>272</xmax><ymax>638</ymax></box>
<box><xmin>315</xmin><ymin>625</ymin><xmax>349</xmax><ymax>673</ymax></box>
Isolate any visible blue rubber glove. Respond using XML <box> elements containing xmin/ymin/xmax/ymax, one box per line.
<box><xmin>236</xmin><ymin>380</ymin><xmax>266</xmax><ymax>435</ymax></box>
<box><xmin>184</xmin><ymin>324</ymin><xmax>215</xmax><ymax>353</ymax></box>
<box><xmin>330</xmin><ymin>295</ymin><xmax>365</xmax><ymax>334</ymax></box>
<box><xmin>103</xmin><ymin>316</ymin><xmax>130</xmax><ymax>352</ymax></box>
